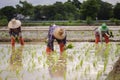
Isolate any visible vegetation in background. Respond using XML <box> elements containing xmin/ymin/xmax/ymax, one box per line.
<box><xmin>0</xmin><ymin>18</ymin><xmax>8</xmax><ymax>26</ymax></box>
<box><xmin>0</xmin><ymin>0</ymin><xmax>120</xmax><ymax>26</ymax></box>
<box><xmin>86</xmin><ymin>16</ymin><xmax>93</xmax><ymax>25</ymax></box>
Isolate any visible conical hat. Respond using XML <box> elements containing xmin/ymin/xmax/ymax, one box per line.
<box><xmin>53</xmin><ymin>27</ymin><xmax>66</xmax><ymax>40</ymax></box>
<box><xmin>100</xmin><ymin>23</ymin><xmax>108</xmax><ymax>31</ymax></box>
<box><xmin>8</xmin><ymin>19</ymin><xmax>21</xmax><ymax>29</ymax></box>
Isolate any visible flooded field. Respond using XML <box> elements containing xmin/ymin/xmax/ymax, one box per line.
<box><xmin>0</xmin><ymin>42</ymin><xmax>120</xmax><ymax>80</ymax></box>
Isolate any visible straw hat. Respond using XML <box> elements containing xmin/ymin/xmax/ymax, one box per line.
<box><xmin>53</xmin><ymin>27</ymin><xmax>66</xmax><ymax>40</ymax></box>
<box><xmin>100</xmin><ymin>23</ymin><xmax>108</xmax><ymax>31</ymax></box>
<box><xmin>8</xmin><ymin>19</ymin><xmax>21</xmax><ymax>29</ymax></box>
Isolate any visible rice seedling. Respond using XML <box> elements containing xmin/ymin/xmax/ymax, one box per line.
<box><xmin>80</xmin><ymin>59</ymin><xmax>83</xmax><ymax>67</ymax></box>
<box><xmin>74</xmin><ymin>75</ymin><xmax>78</xmax><ymax>80</ymax></box>
<box><xmin>38</xmin><ymin>56</ymin><xmax>42</xmax><ymax>63</ymax></box>
<box><xmin>103</xmin><ymin>58</ymin><xmax>108</xmax><ymax>72</ymax></box>
<box><xmin>42</xmin><ymin>74</ymin><xmax>45</xmax><ymax>80</ymax></box>
<box><xmin>68</xmin><ymin>55</ymin><xmax>74</xmax><ymax>62</ymax></box>
<box><xmin>65</xmin><ymin>43</ymin><xmax>74</xmax><ymax>50</ymax></box>
<box><xmin>32</xmin><ymin>60</ymin><xmax>36</xmax><ymax>69</ymax></box>
<box><xmin>93</xmin><ymin>60</ymin><xmax>97</xmax><ymax>68</ymax></box>
<box><xmin>78</xmin><ymin>55</ymin><xmax>81</xmax><ymax>60</ymax></box>
<box><xmin>36</xmin><ymin>76</ymin><xmax>40</xmax><ymax>80</ymax></box>
<box><xmin>16</xmin><ymin>69</ymin><xmax>20</xmax><ymax>76</ymax></box>
<box><xmin>0</xmin><ymin>69</ymin><xmax>3</xmax><ymax>74</ymax></box>
<box><xmin>84</xmin><ymin>67</ymin><xmax>88</xmax><ymax>76</ymax></box>
<box><xmin>96</xmin><ymin>70</ymin><xmax>103</xmax><ymax>80</ymax></box>
<box><xmin>75</xmin><ymin>64</ymin><xmax>80</xmax><ymax>71</ymax></box>
<box><xmin>63</xmin><ymin>72</ymin><xmax>66</xmax><ymax>80</ymax></box>
<box><xmin>115</xmin><ymin>44</ymin><xmax>120</xmax><ymax>56</ymax></box>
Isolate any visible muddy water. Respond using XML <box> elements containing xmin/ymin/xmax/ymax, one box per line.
<box><xmin>0</xmin><ymin>42</ymin><xmax>120</xmax><ymax>80</ymax></box>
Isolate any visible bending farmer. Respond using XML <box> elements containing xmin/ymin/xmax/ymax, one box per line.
<box><xmin>95</xmin><ymin>23</ymin><xmax>110</xmax><ymax>44</ymax></box>
<box><xmin>8</xmin><ymin>18</ymin><xmax>24</xmax><ymax>47</ymax></box>
<box><xmin>46</xmin><ymin>24</ymin><xmax>67</xmax><ymax>55</ymax></box>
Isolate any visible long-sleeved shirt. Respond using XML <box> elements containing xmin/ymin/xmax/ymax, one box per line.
<box><xmin>95</xmin><ymin>26</ymin><xmax>109</xmax><ymax>42</ymax></box>
<box><xmin>9</xmin><ymin>27</ymin><xmax>21</xmax><ymax>37</ymax></box>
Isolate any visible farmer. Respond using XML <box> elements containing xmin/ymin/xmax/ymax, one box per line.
<box><xmin>46</xmin><ymin>24</ymin><xmax>67</xmax><ymax>55</ymax></box>
<box><xmin>8</xmin><ymin>18</ymin><xmax>24</xmax><ymax>47</ymax></box>
<box><xmin>95</xmin><ymin>23</ymin><xmax>111</xmax><ymax>44</ymax></box>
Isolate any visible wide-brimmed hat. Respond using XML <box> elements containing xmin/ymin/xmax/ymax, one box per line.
<box><xmin>8</xmin><ymin>19</ymin><xmax>21</xmax><ymax>28</ymax></box>
<box><xmin>53</xmin><ymin>27</ymin><xmax>66</xmax><ymax>40</ymax></box>
<box><xmin>100</xmin><ymin>23</ymin><xmax>108</xmax><ymax>31</ymax></box>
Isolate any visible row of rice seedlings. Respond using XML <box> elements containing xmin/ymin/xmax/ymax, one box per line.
<box><xmin>96</xmin><ymin>70</ymin><xmax>103</xmax><ymax>80</ymax></box>
<box><xmin>115</xmin><ymin>44</ymin><xmax>120</xmax><ymax>56</ymax></box>
<box><xmin>1</xmin><ymin>32</ymin><xmax>9</xmax><ymax>38</ymax></box>
<box><xmin>27</xmin><ymin>59</ymin><xmax>37</xmax><ymax>72</ymax></box>
<box><xmin>38</xmin><ymin>56</ymin><xmax>42</xmax><ymax>64</ymax></box>
<box><xmin>63</xmin><ymin>71</ymin><xmax>66</xmax><ymax>80</ymax></box>
<box><xmin>93</xmin><ymin>60</ymin><xmax>98</xmax><ymax>68</ymax></box>
<box><xmin>16</xmin><ymin>68</ymin><xmax>20</xmax><ymax>76</ymax></box>
<box><xmin>67</xmin><ymin>43</ymin><xmax>91</xmax><ymax>79</ymax></box>
<box><xmin>75</xmin><ymin>58</ymin><xmax>84</xmax><ymax>70</ymax></box>
<box><xmin>31</xmin><ymin>50</ymin><xmax>37</xmax><ymax>58</ymax></box>
<box><xmin>84</xmin><ymin>65</ymin><xmax>91</xmax><ymax>76</ymax></box>
<box><xmin>103</xmin><ymin>58</ymin><xmax>108</xmax><ymax>72</ymax></box>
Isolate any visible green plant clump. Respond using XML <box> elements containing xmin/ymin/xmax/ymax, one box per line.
<box><xmin>65</xmin><ymin>43</ymin><xmax>74</xmax><ymax>50</ymax></box>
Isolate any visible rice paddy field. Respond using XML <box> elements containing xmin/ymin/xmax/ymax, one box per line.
<box><xmin>0</xmin><ymin>42</ymin><xmax>120</xmax><ymax>80</ymax></box>
<box><xmin>0</xmin><ymin>26</ymin><xmax>120</xmax><ymax>80</ymax></box>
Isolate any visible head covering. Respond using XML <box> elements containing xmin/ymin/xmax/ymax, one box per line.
<box><xmin>8</xmin><ymin>18</ymin><xmax>21</xmax><ymax>29</ymax></box>
<box><xmin>53</xmin><ymin>27</ymin><xmax>66</xmax><ymax>40</ymax></box>
<box><xmin>100</xmin><ymin>23</ymin><xmax>108</xmax><ymax>31</ymax></box>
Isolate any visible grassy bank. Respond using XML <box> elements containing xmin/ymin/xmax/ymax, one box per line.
<box><xmin>0</xmin><ymin>20</ymin><xmax>120</xmax><ymax>26</ymax></box>
<box><xmin>22</xmin><ymin>20</ymin><xmax>120</xmax><ymax>26</ymax></box>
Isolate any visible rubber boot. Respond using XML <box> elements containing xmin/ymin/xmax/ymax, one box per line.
<box><xmin>104</xmin><ymin>35</ymin><xmax>109</xmax><ymax>44</ymax></box>
<box><xmin>59</xmin><ymin>43</ymin><xmax>65</xmax><ymax>55</ymax></box>
<box><xmin>19</xmin><ymin>37</ymin><xmax>24</xmax><ymax>46</ymax></box>
<box><xmin>46</xmin><ymin>47</ymin><xmax>52</xmax><ymax>55</ymax></box>
<box><xmin>11</xmin><ymin>37</ymin><xmax>15</xmax><ymax>47</ymax></box>
<box><xmin>95</xmin><ymin>36</ymin><xmax>100</xmax><ymax>44</ymax></box>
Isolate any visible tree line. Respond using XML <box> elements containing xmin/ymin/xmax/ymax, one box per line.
<box><xmin>0</xmin><ymin>0</ymin><xmax>120</xmax><ymax>22</ymax></box>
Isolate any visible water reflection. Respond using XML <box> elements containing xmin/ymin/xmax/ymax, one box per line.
<box><xmin>9</xmin><ymin>46</ymin><xmax>24</xmax><ymax>71</ymax></box>
<box><xmin>47</xmin><ymin>55</ymin><xmax>67</xmax><ymax>80</ymax></box>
